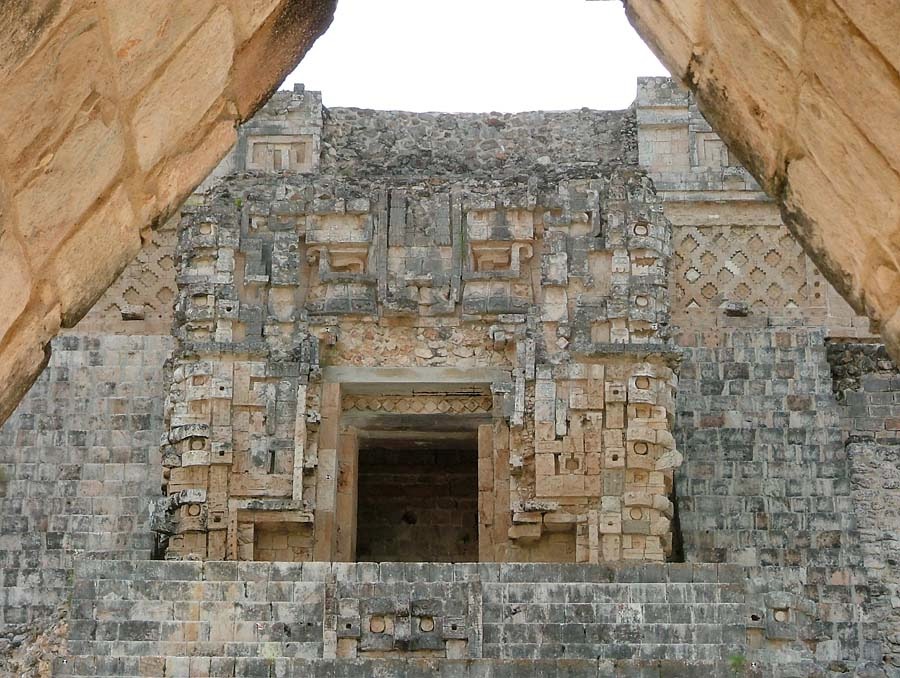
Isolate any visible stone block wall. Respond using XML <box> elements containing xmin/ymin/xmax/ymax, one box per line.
<box><xmin>1</xmin><ymin>75</ymin><xmax>898</xmax><ymax>673</ymax></box>
<box><xmin>848</xmin><ymin>440</ymin><xmax>900</xmax><ymax>671</ymax></box>
<box><xmin>57</xmin><ymin>559</ymin><xmax>878</xmax><ymax>676</ymax></box>
<box><xmin>827</xmin><ymin>341</ymin><xmax>900</xmax><ymax>441</ymax></box>
<box><xmin>356</xmin><ymin>446</ymin><xmax>479</xmax><ymax>563</ymax></box>
<box><xmin>0</xmin><ymin>334</ymin><xmax>170</xmax><ymax>627</ymax></box>
<box><xmin>0</xmin><ymin>210</ymin><xmax>179</xmax><ymax>635</ymax></box>
<box><xmin>826</xmin><ymin>341</ymin><xmax>900</xmax><ymax>669</ymax></box>
<box><xmin>635</xmin><ymin>79</ymin><xmax>898</xmax><ymax>669</ymax></box>
<box><xmin>674</xmin><ymin>324</ymin><xmax>856</xmax><ymax>569</ymax></box>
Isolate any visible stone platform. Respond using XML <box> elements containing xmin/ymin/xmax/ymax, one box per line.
<box><xmin>56</xmin><ymin>559</ymin><xmax>878</xmax><ymax>677</ymax></box>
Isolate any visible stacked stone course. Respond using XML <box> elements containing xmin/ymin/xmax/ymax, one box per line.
<box><xmin>675</xmin><ymin>326</ymin><xmax>855</xmax><ymax>569</ymax></box>
<box><xmin>58</xmin><ymin>559</ymin><xmax>877</xmax><ymax>676</ymax></box>
<box><xmin>0</xmin><ymin>334</ymin><xmax>169</xmax><ymax>628</ymax></box>
<box><xmin>825</xmin><ymin>341</ymin><xmax>900</xmax><ymax>668</ymax></box>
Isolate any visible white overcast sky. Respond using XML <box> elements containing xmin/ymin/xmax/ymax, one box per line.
<box><xmin>281</xmin><ymin>0</ymin><xmax>670</xmax><ymax>113</ymax></box>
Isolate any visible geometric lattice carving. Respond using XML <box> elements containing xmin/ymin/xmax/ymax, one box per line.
<box><xmin>77</xmin><ymin>215</ymin><xmax>177</xmax><ymax>334</ymax></box>
<box><xmin>672</xmin><ymin>225</ymin><xmax>808</xmax><ymax>312</ymax></box>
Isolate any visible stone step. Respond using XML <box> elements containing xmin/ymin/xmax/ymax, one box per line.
<box><xmin>71</xmin><ymin>559</ymin><xmax>748</xmax><ymax>584</ymax></box>
<box><xmin>61</xmin><ymin>559</ymin><xmax>877</xmax><ymax>676</ymax></box>
<box><xmin>55</xmin><ymin>655</ymin><xmax>735</xmax><ymax>677</ymax></box>
<box><xmin>64</xmin><ymin>639</ymin><xmax>739</xmax><ymax>662</ymax></box>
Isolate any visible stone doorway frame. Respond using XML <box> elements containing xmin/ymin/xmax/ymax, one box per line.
<box><xmin>313</xmin><ymin>366</ymin><xmax>509</xmax><ymax>562</ymax></box>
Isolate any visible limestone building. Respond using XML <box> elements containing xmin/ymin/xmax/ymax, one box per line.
<box><xmin>156</xmin><ymin>84</ymin><xmax>680</xmax><ymax>567</ymax></box>
<box><xmin>0</xmin><ymin>79</ymin><xmax>898</xmax><ymax>676</ymax></box>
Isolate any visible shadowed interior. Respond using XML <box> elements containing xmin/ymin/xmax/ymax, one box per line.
<box><xmin>355</xmin><ymin>434</ymin><xmax>479</xmax><ymax>563</ymax></box>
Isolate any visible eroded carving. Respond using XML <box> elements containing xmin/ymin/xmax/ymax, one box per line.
<box><xmin>156</xmin><ymin>88</ymin><xmax>681</xmax><ymax>564</ymax></box>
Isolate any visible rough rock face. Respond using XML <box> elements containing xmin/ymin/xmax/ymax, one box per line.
<box><xmin>0</xmin><ymin>0</ymin><xmax>336</xmax><ymax>426</ymax></box>
<box><xmin>620</xmin><ymin>0</ymin><xmax>900</xmax><ymax>362</ymax></box>
<box><xmin>0</xmin><ymin>607</ymin><xmax>67</xmax><ymax>678</ymax></box>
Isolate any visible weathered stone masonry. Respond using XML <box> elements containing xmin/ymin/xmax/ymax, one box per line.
<box><xmin>0</xmin><ymin>218</ymin><xmax>179</xmax><ymax>642</ymax></box>
<box><xmin>157</xmin><ymin>86</ymin><xmax>682</xmax><ymax>566</ymax></box>
<box><xmin>619</xmin><ymin>0</ymin><xmax>900</xmax><ymax>364</ymax></box>
<box><xmin>827</xmin><ymin>341</ymin><xmax>900</xmax><ymax>668</ymax></box>
<box><xmin>2</xmin><ymin>79</ymin><xmax>899</xmax><ymax>675</ymax></box>
<box><xmin>60</xmin><ymin>560</ymin><xmax>849</xmax><ymax>674</ymax></box>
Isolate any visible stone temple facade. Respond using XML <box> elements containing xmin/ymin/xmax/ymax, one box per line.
<box><xmin>156</xmin><ymin>85</ymin><xmax>680</xmax><ymax>567</ymax></box>
<box><xmin>1</xmin><ymin>79</ymin><xmax>899</xmax><ymax>676</ymax></box>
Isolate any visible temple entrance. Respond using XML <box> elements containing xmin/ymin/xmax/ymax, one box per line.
<box><xmin>314</xmin><ymin>368</ymin><xmax>505</xmax><ymax>563</ymax></box>
<box><xmin>355</xmin><ymin>433</ymin><xmax>479</xmax><ymax>562</ymax></box>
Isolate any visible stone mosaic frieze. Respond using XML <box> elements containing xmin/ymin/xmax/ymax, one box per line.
<box><xmin>154</xmin><ymin>88</ymin><xmax>683</xmax><ymax>563</ymax></box>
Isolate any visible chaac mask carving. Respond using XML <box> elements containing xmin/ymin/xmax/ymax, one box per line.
<box><xmin>155</xmin><ymin>87</ymin><xmax>681</xmax><ymax>564</ymax></box>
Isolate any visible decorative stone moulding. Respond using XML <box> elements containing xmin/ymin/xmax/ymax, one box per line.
<box><xmin>246</xmin><ymin>135</ymin><xmax>315</xmax><ymax>172</ymax></box>
<box><xmin>468</xmin><ymin>242</ymin><xmax>534</xmax><ymax>277</ymax></box>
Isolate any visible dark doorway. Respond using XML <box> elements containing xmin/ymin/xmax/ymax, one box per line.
<box><xmin>355</xmin><ymin>433</ymin><xmax>478</xmax><ymax>562</ymax></box>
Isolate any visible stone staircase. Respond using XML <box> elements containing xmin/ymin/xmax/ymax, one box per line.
<box><xmin>58</xmin><ymin>657</ymin><xmax>726</xmax><ymax>677</ymax></box>
<box><xmin>56</xmin><ymin>559</ymin><xmax>876</xmax><ymax>677</ymax></box>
